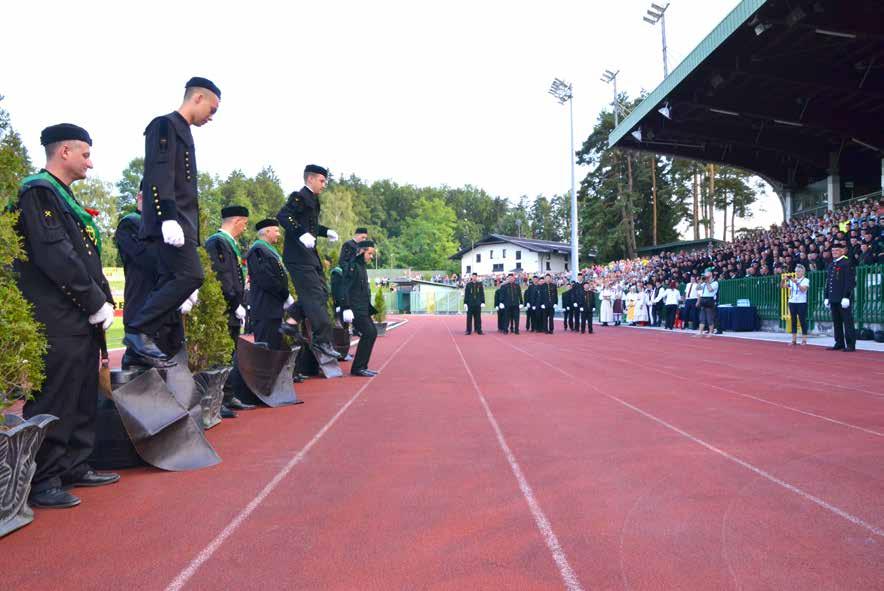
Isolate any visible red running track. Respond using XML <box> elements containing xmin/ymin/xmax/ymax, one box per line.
<box><xmin>5</xmin><ymin>315</ymin><xmax>883</xmax><ymax>590</ymax></box>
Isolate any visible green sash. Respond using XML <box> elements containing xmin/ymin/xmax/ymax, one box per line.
<box><xmin>211</xmin><ymin>230</ymin><xmax>246</xmax><ymax>280</ymax></box>
<box><xmin>253</xmin><ymin>239</ymin><xmax>282</xmax><ymax>261</ymax></box>
<box><xmin>19</xmin><ymin>171</ymin><xmax>102</xmax><ymax>255</ymax></box>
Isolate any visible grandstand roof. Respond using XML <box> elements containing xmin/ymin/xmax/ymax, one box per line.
<box><xmin>609</xmin><ymin>0</ymin><xmax>884</xmax><ymax>191</ymax></box>
<box><xmin>636</xmin><ymin>238</ymin><xmax>727</xmax><ymax>257</ymax></box>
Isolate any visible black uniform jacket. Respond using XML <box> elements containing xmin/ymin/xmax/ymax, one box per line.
<box><xmin>115</xmin><ymin>212</ymin><xmax>158</xmax><ymax>326</ymax></box>
<box><xmin>140</xmin><ymin>112</ymin><xmax>200</xmax><ymax>243</ymax></box>
<box><xmin>524</xmin><ymin>284</ymin><xmax>536</xmax><ymax>307</ymax></box>
<box><xmin>502</xmin><ymin>282</ymin><xmax>523</xmax><ymax>307</ymax></box>
<box><xmin>205</xmin><ymin>232</ymin><xmax>245</xmax><ymax>321</ymax></box>
<box><xmin>247</xmin><ymin>241</ymin><xmax>289</xmax><ymax>320</ymax></box>
<box><xmin>341</xmin><ymin>255</ymin><xmax>376</xmax><ymax>315</ymax></box>
<box><xmin>825</xmin><ymin>256</ymin><xmax>855</xmax><ymax>301</ymax></box>
<box><xmin>464</xmin><ymin>282</ymin><xmax>485</xmax><ymax>307</ymax></box>
<box><xmin>277</xmin><ymin>186</ymin><xmax>330</xmax><ymax>268</ymax></box>
<box><xmin>13</xmin><ymin>172</ymin><xmax>113</xmax><ymax>337</ymax></box>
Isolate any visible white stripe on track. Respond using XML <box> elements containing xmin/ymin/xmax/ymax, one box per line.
<box><xmin>499</xmin><ymin>338</ymin><xmax>884</xmax><ymax>540</ymax></box>
<box><xmin>447</xmin><ymin>324</ymin><xmax>585</xmax><ymax>591</ymax></box>
<box><xmin>165</xmin><ymin>327</ymin><xmax>418</xmax><ymax>591</ymax></box>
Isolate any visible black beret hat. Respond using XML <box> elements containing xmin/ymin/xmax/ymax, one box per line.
<box><xmin>40</xmin><ymin>123</ymin><xmax>92</xmax><ymax>146</ymax></box>
<box><xmin>255</xmin><ymin>218</ymin><xmax>279</xmax><ymax>231</ymax></box>
<box><xmin>186</xmin><ymin>77</ymin><xmax>221</xmax><ymax>98</ymax></box>
<box><xmin>356</xmin><ymin>240</ymin><xmax>375</xmax><ymax>249</ymax></box>
<box><xmin>304</xmin><ymin>164</ymin><xmax>329</xmax><ymax>177</ymax></box>
<box><xmin>221</xmin><ymin>205</ymin><xmax>249</xmax><ymax>218</ymax></box>
<box><xmin>355</xmin><ymin>227</ymin><xmax>368</xmax><ymax>234</ymax></box>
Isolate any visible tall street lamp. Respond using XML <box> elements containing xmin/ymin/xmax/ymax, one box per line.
<box><xmin>644</xmin><ymin>2</ymin><xmax>670</xmax><ymax>78</ymax></box>
<box><xmin>548</xmin><ymin>78</ymin><xmax>579</xmax><ymax>280</ymax></box>
<box><xmin>600</xmin><ymin>70</ymin><xmax>620</xmax><ymax>126</ymax></box>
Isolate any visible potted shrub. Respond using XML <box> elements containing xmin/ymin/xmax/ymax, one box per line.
<box><xmin>187</xmin><ymin>246</ymin><xmax>233</xmax><ymax>430</ymax></box>
<box><xmin>373</xmin><ymin>286</ymin><xmax>388</xmax><ymax>336</ymax></box>
<box><xmin>0</xmin><ymin>209</ymin><xmax>53</xmax><ymax>538</ymax></box>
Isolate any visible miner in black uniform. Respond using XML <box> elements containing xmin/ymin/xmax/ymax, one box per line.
<box><xmin>503</xmin><ymin>273</ymin><xmax>522</xmax><ymax>334</ymax></box>
<box><xmin>580</xmin><ymin>282</ymin><xmax>596</xmax><ymax>333</ymax></box>
<box><xmin>125</xmin><ymin>77</ymin><xmax>220</xmax><ymax>367</ymax></box>
<box><xmin>14</xmin><ymin>124</ymin><xmax>119</xmax><ymax>508</ymax></box>
<box><xmin>537</xmin><ymin>274</ymin><xmax>557</xmax><ymax>333</ymax></box>
<box><xmin>825</xmin><ymin>240</ymin><xmax>857</xmax><ymax>352</ymax></box>
<box><xmin>115</xmin><ymin>183</ymin><xmax>159</xmax><ymax>365</ymax></box>
<box><xmin>525</xmin><ymin>276</ymin><xmax>539</xmax><ymax>332</ymax></box>
<box><xmin>562</xmin><ymin>283</ymin><xmax>574</xmax><ymax>331</ymax></box>
<box><xmin>339</xmin><ymin>226</ymin><xmax>368</xmax><ymax>266</ymax></box>
<box><xmin>206</xmin><ymin>205</ymin><xmax>256</xmax><ymax>416</ymax></box>
<box><xmin>276</xmin><ymin>164</ymin><xmax>342</xmax><ymax>361</ymax></box>
<box><xmin>341</xmin><ymin>241</ymin><xmax>380</xmax><ymax>376</ymax></box>
<box><xmin>329</xmin><ymin>265</ymin><xmax>354</xmax><ymax>361</ymax></box>
<box><xmin>463</xmin><ymin>272</ymin><xmax>485</xmax><ymax>335</ymax></box>
<box><xmin>246</xmin><ymin>219</ymin><xmax>292</xmax><ymax>351</ymax></box>
<box><xmin>494</xmin><ymin>283</ymin><xmax>507</xmax><ymax>333</ymax></box>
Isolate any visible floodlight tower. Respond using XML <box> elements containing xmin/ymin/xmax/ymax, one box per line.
<box><xmin>548</xmin><ymin>78</ymin><xmax>579</xmax><ymax>280</ymax></box>
<box><xmin>600</xmin><ymin>70</ymin><xmax>620</xmax><ymax>125</ymax></box>
<box><xmin>644</xmin><ymin>2</ymin><xmax>671</xmax><ymax>79</ymax></box>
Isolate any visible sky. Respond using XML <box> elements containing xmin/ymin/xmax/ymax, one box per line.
<box><xmin>1</xmin><ymin>0</ymin><xmax>782</xmax><ymax>235</ymax></box>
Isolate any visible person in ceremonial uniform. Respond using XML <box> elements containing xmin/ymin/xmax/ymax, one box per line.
<box><xmin>543</xmin><ymin>274</ymin><xmax>557</xmax><ymax>333</ymax></box>
<box><xmin>463</xmin><ymin>272</ymin><xmax>485</xmax><ymax>335</ymax></box>
<box><xmin>339</xmin><ymin>226</ymin><xmax>368</xmax><ymax>266</ymax></box>
<box><xmin>580</xmin><ymin>282</ymin><xmax>596</xmax><ymax>333</ymax></box>
<box><xmin>530</xmin><ymin>275</ymin><xmax>548</xmax><ymax>333</ymax></box>
<box><xmin>115</xmin><ymin>183</ymin><xmax>159</xmax><ymax>365</ymax></box>
<box><xmin>14</xmin><ymin>124</ymin><xmax>119</xmax><ymax>508</ymax></box>
<box><xmin>206</xmin><ymin>205</ymin><xmax>256</xmax><ymax>416</ymax></box>
<box><xmin>125</xmin><ymin>77</ymin><xmax>221</xmax><ymax>367</ymax></box>
<box><xmin>494</xmin><ymin>282</ymin><xmax>507</xmax><ymax>333</ymax></box>
<box><xmin>524</xmin><ymin>276</ymin><xmax>538</xmax><ymax>332</ymax></box>
<box><xmin>340</xmin><ymin>241</ymin><xmax>379</xmax><ymax>376</ymax></box>
<box><xmin>562</xmin><ymin>282</ymin><xmax>574</xmax><ymax>331</ymax></box>
<box><xmin>276</xmin><ymin>164</ymin><xmax>342</xmax><ymax>361</ymax></box>
<box><xmin>246</xmin><ymin>219</ymin><xmax>292</xmax><ymax>351</ymax></box>
<box><xmin>503</xmin><ymin>273</ymin><xmax>522</xmax><ymax>334</ymax></box>
<box><xmin>825</xmin><ymin>240</ymin><xmax>856</xmax><ymax>352</ymax></box>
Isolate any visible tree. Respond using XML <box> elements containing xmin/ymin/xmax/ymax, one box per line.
<box><xmin>116</xmin><ymin>157</ymin><xmax>144</xmax><ymax>211</ymax></box>
<box><xmin>391</xmin><ymin>197</ymin><xmax>458</xmax><ymax>271</ymax></box>
<box><xmin>317</xmin><ymin>184</ymin><xmax>358</xmax><ymax>268</ymax></box>
<box><xmin>76</xmin><ymin>177</ymin><xmax>119</xmax><ymax>267</ymax></box>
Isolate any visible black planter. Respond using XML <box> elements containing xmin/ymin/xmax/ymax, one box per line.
<box><xmin>0</xmin><ymin>413</ymin><xmax>57</xmax><ymax>538</ymax></box>
<box><xmin>374</xmin><ymin>321</ymin><xmax>388</xmax><ymax>336</ymax></box>
<box><xmin>194</xmin><ymin>367</ymin><xmax>231</xmax><ymax>430</ymax></box>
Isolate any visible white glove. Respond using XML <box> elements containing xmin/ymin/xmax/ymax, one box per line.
<box><xmin>335</xmin><ymin>306</ymin><xmax>341</xmax><ymax>313</ymax></box>
<box><xmin>541</xmin><ymin>305</ymin><xmax>546</xmax><ymax>310</ymax></box>
<box><xmin>464</xmin><ymin>304</ymin><xmax>469</xmax><ymax>311</ymax></box>
<box><xmin>841</xmin><ymin>298</ymin><xmax>849</xmax><ymax>309</ymax></box>
<box><xmin>235</xmin><ymin>305</ymin><xmax>246</xmax><ymax>321</ymax></box>
<box><xmin>580</xmin><ymin>307</ymin><xmax>584</xmax><ymax>312</ymax></box>
<box><xmin>188</xmin><ymin>289</ymin><xmax>199</xmax><ymax>306</ymax></box>
<box><xmin>342</xmin><ymin>309</ymin><xmax>354</xmax><ymax>323</ymax></box>
<box><xmin>299</xmin><ymin>232</ymin><xmax>316</xmax><ymax>249</ymax></box>
<box><xmin>824</xmin><ymin>298</ymin><xmax>830</xmax><ymax>308</ymax></box>
<box><xmin>179</xmin><ymin>299</ymin><xmax>193</xmax><ymax>315</ymax></box>
<box><xmin>161</xmin><ymin>220</ymin><xmax>185</xmax><ymax>247</ymax></box>
<box><xmin>573</xmin><ymin>303</ymin><xmax>578</xmax><ymax>308</ymax></box>
<box><xmin>326</xmin><ymin>229</ymin><xmax>339</xmax><ymax>242</ymax></box>
<box><xmin>499</xmin><ymin>303</ymin><xmax>505</xmax><ymax>310</ymax></box>
<box><xmin>285</xmin><ymin>295</ymin><xmax>295</xmax><ymax>307</ymax></box>
<box><xmin>88</xmin><ymin>302</ymin><xmax>115</xmax><ymax>331</ymax></box>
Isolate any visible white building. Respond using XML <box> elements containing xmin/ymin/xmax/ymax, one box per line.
<box><xmin>450</xmin><ymin>234</ymin><xmax>574</xmax><ymax>277</ymax></box>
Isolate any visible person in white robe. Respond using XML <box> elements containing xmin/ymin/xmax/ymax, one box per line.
<box><xmin>599</xmin><ymin>284</ymin><xmax>614</xmax><ymax>325</ymax></box>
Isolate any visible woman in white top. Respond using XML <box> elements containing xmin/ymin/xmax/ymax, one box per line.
<box><xmin>656</xmin><ymin>281</ymin><xmax>682</xmax><ymax>329</ymax></box>
<box><xmin>599</xmin><ymin>284</ymin><xmax>614</xmax><ymax>325</ymax></box>
<box><xmin>632</xmin><ymin>286</ymin><xmax>649</xmax><ymax>324</ymax></box>
<box><xmin>782</xmin><ymin>264</ymin><xmax>810</xmax><ymax>345</ymax></box>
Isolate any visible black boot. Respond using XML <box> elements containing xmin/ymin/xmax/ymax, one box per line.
<box><xmin>123</xmin><ymin>333</ymin><xmax>176</xmax><ymax>368</ymax></box>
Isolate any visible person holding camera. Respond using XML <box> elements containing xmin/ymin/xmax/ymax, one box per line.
<box><xmin>782</xmin><ymin>264</ymin><xmax>809</xmax><ymax>346</ymax></box>
<box><xmin>695</xmin><ymin>268</ymin><xmax>718</xmax><ymax>338</ymax></box>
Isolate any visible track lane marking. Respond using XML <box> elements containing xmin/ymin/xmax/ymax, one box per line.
<box><xmin>446</xmin><ymin>321</ymin><xmax>585</xmax><ymax>591</ymax></box>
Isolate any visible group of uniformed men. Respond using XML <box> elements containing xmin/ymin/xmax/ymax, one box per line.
<box><xmin>464</xmin><ymin>272</ymin><xmax>598</xmax><ymax>335</ymax></box>
<box><xmin>12</xmin><ymin>77</ymin><xmax>378</xmax><ymax>510</ymax></box>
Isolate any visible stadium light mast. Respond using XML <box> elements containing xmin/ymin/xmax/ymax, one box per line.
<box><xmin>600</xmin><ymin>70</ymin><xmax>620</xmax><ymax>126</ymax></box>
<box><xmin>548</xmin><ymin>78</ymin><xmax>579</xmax><ymax>280</ymax></box>
<box><xmin>644</xmin><ymin>2</ymin><xmax>670</xmax><ymax>78</ymax></box>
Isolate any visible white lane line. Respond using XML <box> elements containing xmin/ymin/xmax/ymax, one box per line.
<box><xmin>165</xmin><ymin>327</ymin><xmax>418</xmax><ymax>591</ymax></box>
<box><xmin>446</xmin><ymin>324</ymin><xmax>585</xmax><ymax>591</ymax></box>
<box><xmin>499</xmin><ymin>338</ymin><xmax>884</xmax><ymax>540</ymax></box>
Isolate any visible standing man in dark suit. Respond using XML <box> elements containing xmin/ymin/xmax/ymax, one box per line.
<box><xmin>524</xmin><ymin>276</ymin><xmax>537</xmax><ymax>332</ymax></box>
<box><xmin>541</xmin><ymin>274</ymin><xmax>557</xmax><ymax>334</ymax></box>
<box><xmin>14</xmin><ymin>124</ymin><xmax>119</xmax><ymax>508</ymax></box>
<box><xmin>206</xmin><ymin>205</ymin><xmax>255</xmax><ymax>416</ymax></box>
<box><xmin>562</xmin><ymin>283</ymin><xmax>574</xmax><ymax>331</ymax></box>
<box><xmin>503</xmin><ymin>273</ymin><xmax>522</xmax><ymax>334</ymax></box>
<box><xmin>580</xmin><ymin>282</ymin><xmax>596</xmax><ymax>333</ymax></box>
<box><xmin>125</xmin><ymin>77</ymin><xmax>220</xmax><ymax>367</ymax></box>
<box><xmin>339</xmin><ymin>226</ymin><xmax>368</xmax><ymax>266</ymax></box>
<box><xmin>341</xmin><ymin>241</ymin><xmax>380</xmax><ymax>376</ymax></box>
<box><xmin>246</xmin><ymin>219</ymin><xmax>292</xmax><ymax>351</ymax></box>
<box><xmin>463</xmin><ymin>272</ymin><xmax>485</xmax><ymax>335</ymax></box>
<box><xmin>825</xmin><ymin>240</ymin><xmax>857</xmax><ymax>352</ymax></box>
<box><xmin>276</xmin><ymin>164</ymin><xmax>342</xmax><ymax>361</ymax></box>
<box><xmin>494</xmin><ymin>282</ymin><xmax>507</xmax><ymax>333</ymax></box>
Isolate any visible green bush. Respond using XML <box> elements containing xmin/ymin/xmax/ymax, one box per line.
<box><xmin>0</xmin><ymin>210</ymin><xmax>47</xmax><ymax>421</ymax></box>
<box><xmin>185</xmin><ymin>247</ymin><xmax>231</xmax><ymax>373</ymax></box>
<box><xmin>373</xmin><ymin>286</ymin><xmax>386</xmax><ymax>323</ymax></box>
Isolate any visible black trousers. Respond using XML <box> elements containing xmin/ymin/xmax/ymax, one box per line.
<box><xmin>683</xmin><ymin>299</ymin><xmax>697</xmax><ymax>329</ymax></box>
<box><xmin>508</xmin><ymin>306</ymin><xmax>520</xmax><ymax>333</ymax></box>
<box><xmin>525</xmin><ymin>307</ymin><xmax>533</xmax><ymax>331</ymax></box>
<box><xmin>545</xmin><ymin>308</ymin><xmax>555</xmax><ymax>333</ymax></box>
<box><xmin>497</xmin><ymin>308</ymin><xmax>507</xmax><ymax>333</ymax></box>
<box><xmin>563</xmin><ymin>308</ymin><xmax>572</xmax><ymax>330</ymax></box>
<box><xmin>285</xmin><ymin>262</ymin><xmax>332</xmax><ymax>345</ymax></box>
<box><xmin>466</xmin><ymin>305</ymin><xmax>482</xmax><ymax>333</ymax></box>
<box><xmin>351</xmin><ymin>313</ymin><xmax>377</xmax><ymax>372</ymax></box>
<box><xmin>580</xmin><ymin>309</ymin><xmax>594</xmax><ymax>333</ymax></box>
<box><xmin>128</xmin><ymin>240</ymin><xmax>204</xmax><ymax>337</ymax></box>
<box><xmin>226</xmin><ymin>322</ymin><xmax>247</xmax><ymax>403</ymax></box>
<box><xmin>24</xmin><ymin>333</ymin><xmax>99</xmax><ymax>492</ymax></box>
<box><xmin>665</xmin><ymin>304</ymin><xmax>677</xmax><ymax>329</ymax></box>
<box><xmin>252</xmin><ymin>317</ymin><xmax>283</xmax><ymax>350</ymax></box>
<box><xmin>788</xmin><ymin>302</ymin><xmax>808</xmax><ymax>335</ymax></box>
<box><xmin>830</xmin><ymin>303</ymin><xmax>856</xmax><ymax>348</ymax></box>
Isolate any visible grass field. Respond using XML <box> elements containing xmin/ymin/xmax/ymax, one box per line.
<box><xmin>106</xmin><ymin>318</ymin><xmax>125</xmax><ymax>350</ymax></box>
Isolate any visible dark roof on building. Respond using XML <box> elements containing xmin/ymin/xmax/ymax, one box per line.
<box><xmin>450</xmin><ymin>234</ymin><xmax>573</xmax><ymax>260</ymax></box>
<box><xmin>609</xmin><ymin>0</ymin><xmax>884</xmax><ymax>191</ymax></box>
<box><xmin>636</xmin><ymin>238</ymin><xmax>727</xmax><ymax>256</ymax></box>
